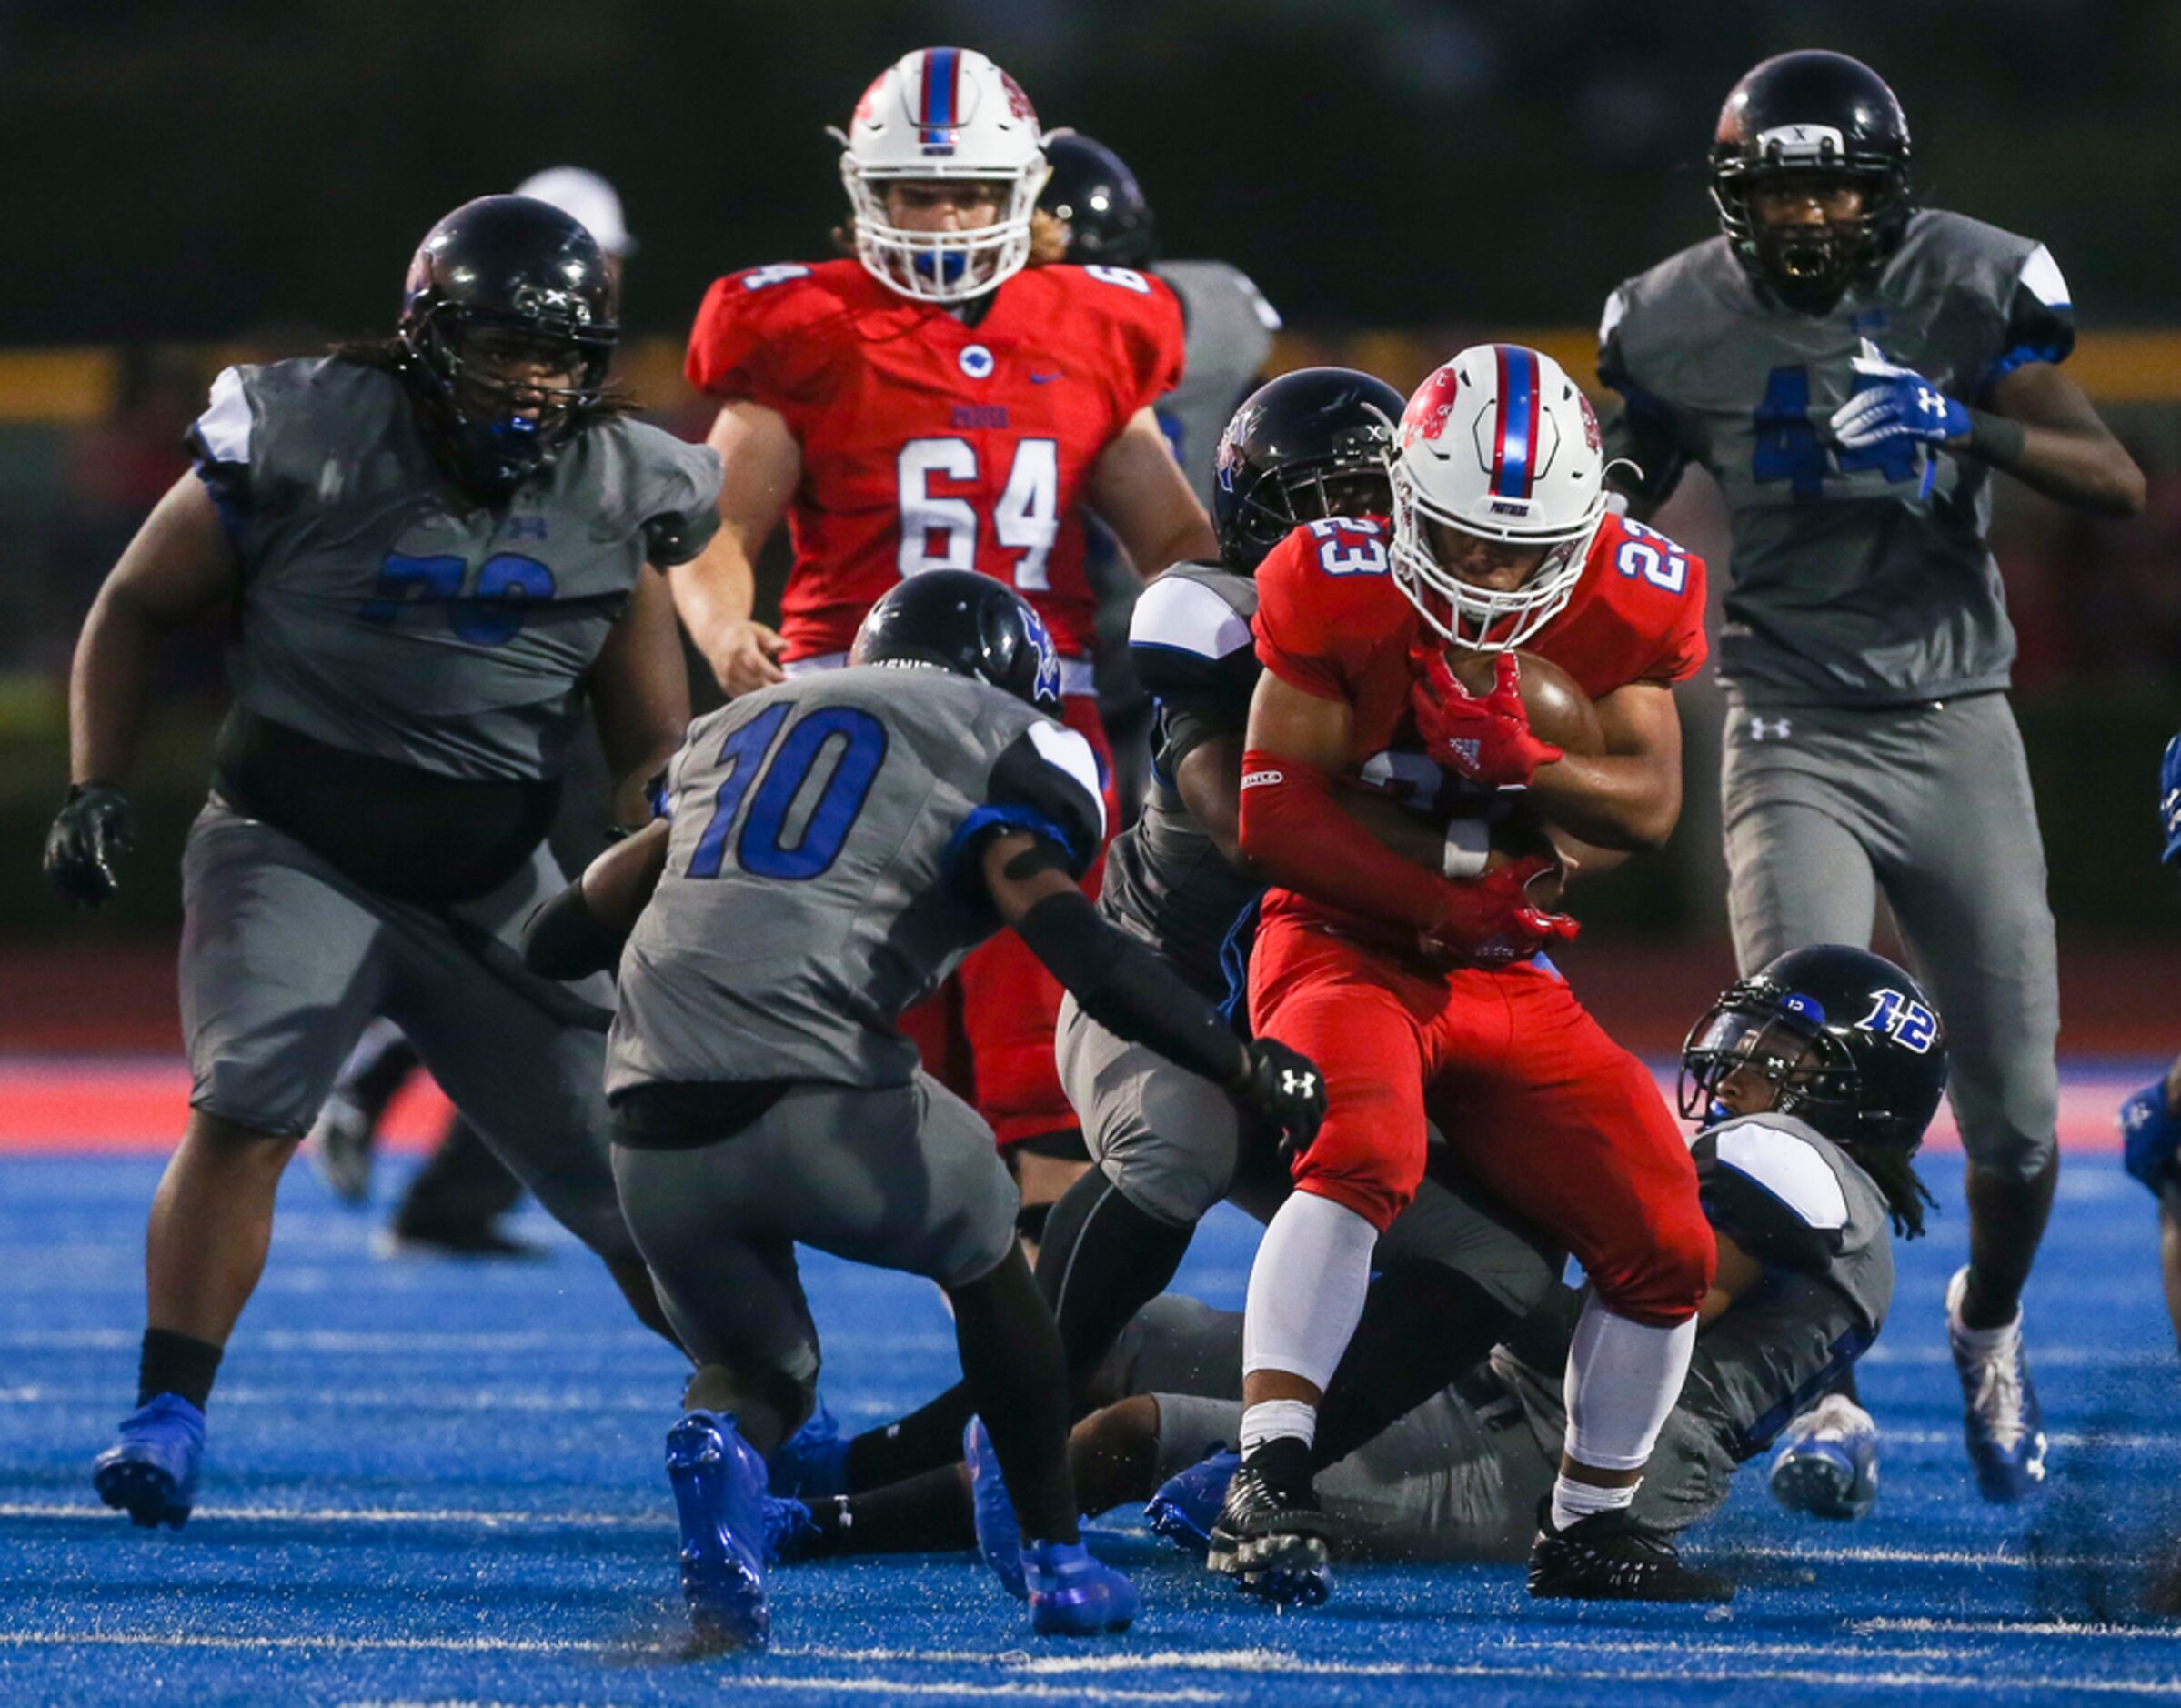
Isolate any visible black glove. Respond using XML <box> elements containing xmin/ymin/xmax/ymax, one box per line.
<box><xmin>44</xmin><ymin>782</ymin><xmax>136</xmax><ymax>909</ymax></box>
<box><xmin>1232</xmin><ymin>1037</ymin><xmax>1327</xmax><ymax>1168</ymax></box>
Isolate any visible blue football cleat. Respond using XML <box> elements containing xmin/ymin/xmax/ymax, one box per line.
<box><xmin>93</xmin><ymin>1393</ymin><xmax>206</xmax><ymax>1530</ymax></box>
<box><xmin>1767</xmin><ymin>1394</ymin><xmax>1880</xmax><ymax>1520</ymax></box>
<box><xmin>1946</xmin><ymin>1267</ymin><xmax>2050</xmax><ymax>1502</ymax></box>
<box><xmin>1023</xmin><ymin>1538</ymin><xmax>1139</xmax><ymax>1637</ymax></box>
<box><xmin>666</xmin><ymin>1411</ymin><xmax>772</xmax><ymax>1650</ymax></box>
<box><xmin>767</xmin><ymin>1401</ymin><xmax>850</xmax><ymax>1500</ymax></box>
<box><xmin>2120</xmin><ymin>1080</ymin><xmax>2181</xmax><ymax>1195</ymax></box>
<box><xmin>1145</xmin><ymin>1447</ymin><xmax>1239</xmax><ymax>1559</ymax></box>
<box><xmin>963</xmin><ymin>1416</ymin><xmax>1026</xmax><ymax>1600</ymax></box>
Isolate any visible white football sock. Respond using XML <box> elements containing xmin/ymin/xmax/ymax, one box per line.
<box><xmin>1563</xmin><ymin>1298</ymin><xmax>1697</xmax><ymax>1472</ymax></box>
<box><xmin>1241</xmin><ymin>1190</ymin><xmax>1378</xmax><ymax>1391</ymax></box>
<box><xmin>1240</xmin><ymin>1399</ymin><xmax>1319</xmax><ymax>1456</ymax></box>
<box><xmin>1548</xmin><ymin>1474</ymin><xmax>1636</xmax><ymax>1533</ymax></box>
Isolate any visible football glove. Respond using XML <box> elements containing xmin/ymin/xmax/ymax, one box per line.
<box><xmin>1232</xmin><ymin>1037</ymin><xmax>1327</xmax><ymax>1167</ymax></box>
<box><xmin>1420</xmin><ymin>855</ymin><xmax>1580</xmax><ymax>966</ymax></box>
<box><xmin>44</xmin><ymin>782</ymin><xmax>136</xmax><ymax>909</ymax></box>
<box><xmin>1830</xmin><ymin>337</ymin><xmax>1970</xmax><ymax>451</ymax></box>
<box><xmin>2120</xmin><ymin>1078</ymin><xmax>2181</xmax><ymax>1197</ymax></box>
<box><xmin>2158</xmin><ymin>733</ymin><xmax>2181</xmax><ymax>868</ymax></box>
<box><xmin>1412</xmin><ymin>650</ymin><xmax>1563</xmax><ymax>790</ymax></box>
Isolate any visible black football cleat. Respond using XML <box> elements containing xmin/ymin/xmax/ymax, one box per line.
<box><xmin>1527</xmin><ymin>1499</ymin><xmax>1734</xmax><ymax>1603</ymax></box>
<box><xmin>1205</xmin><ymin>1437</ymin><xmax>1335</xmax><ymax>1606</ymax></box>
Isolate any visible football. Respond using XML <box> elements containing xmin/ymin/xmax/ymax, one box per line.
<box><xmin>1440</xmin><ymin>647</ymin><xmax>1605</xmax><ymax>759</ymax></box>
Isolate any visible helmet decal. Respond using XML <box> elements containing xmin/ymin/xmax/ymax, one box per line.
<box><xmin>1401</xmin><ymin>364</ymin><xmax>1462</xmax><ymax>450</ymax></box>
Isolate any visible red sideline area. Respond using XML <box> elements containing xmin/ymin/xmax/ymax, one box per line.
<box><xmin>1</xmin><ymin>939</ymin><xmax>2156</xmax><ymax>1153</ymax></box>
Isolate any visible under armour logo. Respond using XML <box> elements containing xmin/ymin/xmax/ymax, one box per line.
<box><xmin>505</xmin><ymin>516</ymin><xmax>549</xmax><ymax>541</ymax></box>
<box><xmin>1450</xmin><ymin>738</ymin><xmax>1482</xmax><ymax>769</ymax></box>
<box><xmin>1281</xmin><ymin>1070</ymin><xmax>1318</xmax><ymax>1098</ymax></box>
<box><xmin>1916</xmin><ymin>387</ymin><xmax>1948</xmax><ymax>417</ymax></box>
<box><xmin>1749</xmin><ymin>717</ymin><xmax>1794</xmax><ymax>742</ymax></box>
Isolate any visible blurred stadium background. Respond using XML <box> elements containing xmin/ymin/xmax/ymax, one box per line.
<box><xmin>3</xmin><ymin>0</ymin><xmax>2179</xmax><ymax>1062</ymax></box>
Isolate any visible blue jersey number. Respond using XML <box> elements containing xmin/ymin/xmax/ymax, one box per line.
<box><xmin>687</xmin><ymin>704</ymin><xmax>889</xmax><ymax>882</ymax></box>
<box><xmin>1753</xmin><ymin>365</ymin><xmax>1922</xmax><ymax>497</ymax></box>
<box><xmin>359</xmin><ymin>550</ymin><xmax>557</xmax><ymax>646</ymax></box>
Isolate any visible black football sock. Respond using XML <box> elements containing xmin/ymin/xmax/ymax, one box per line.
<box><xmin>798</xmin><ymin>1467</ymin><xmax>974</xmax><ymax>1558</ymax></box>
<box><xmin>949</xmin><ymin>1247</ymin><xmax>1079</xmax><ymax>1545</ymax></box>
<box><xmin>842</xmin><ymin>1381</ymin><xmax>978</xmax><ymax>1493</ymax></box>
<box><xmin>1312</xmin><ymin>1261</ymin><xmax>1521</xmax><ymax>1471</ymax></box>
<box><xmin>1036</xmin><ymin>1168</ymin><xmax>1197</xmax><ymax>1386</ymax></box>
<box><xmin>138</xmin><ymin>1329</ymin><xmax>224</xmax><ymax>1412</ymax></box>
<box><xmin>347</xmin><ymin>1036</ymin><xmax>424</xmax><ymax>1125</ymax></box>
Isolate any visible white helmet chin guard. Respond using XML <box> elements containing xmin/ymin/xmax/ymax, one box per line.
<box><xmin>834</xmin><ymin>46</ymin><xmax>1050</xmax><ymax>306</ymax></box>
<box><xmin>1389</xmin><ymin>344</ymin><xmax>1607</xmax><ymax>652</ymax></box>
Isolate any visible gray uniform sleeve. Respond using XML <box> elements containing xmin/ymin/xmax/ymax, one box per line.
<box><xmin>1127</xmin><ymin>566</ymin><xmax>1259</xmax><ymax>769</ymax></box>
<box><xmin>186</xmin><ymin>365</ymin><xmax>259</xmax><ymax>543</ymax></box>
<box><xmin>1597</xmin><ymin>284</ymin><xmax>1690</xmax><ymax>503</ymax></box>
<box><xmin>1694</xmin><ymin>1117</ymin><xmax>1855</xmax><ymax>1275</ymax></box>
<box><xmin>943</xmin><ymin>715</ymin><xmax>1110</xmax><ymax>891</ymax></box>
<box><xmin>1975</xmin><ymin>238</ymin><xmax>2076</xmax><ymax>397</ymax></box>
<box><xmin>627</xmin><ymin>426</ymin><xmax>724</xmax><ymax>568</ymax></box>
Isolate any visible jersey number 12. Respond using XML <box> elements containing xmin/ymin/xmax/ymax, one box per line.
<box><xmin>898</xmin><ymin>437</ymin><xmax>1060</xmax><ymax>589</ymax></box>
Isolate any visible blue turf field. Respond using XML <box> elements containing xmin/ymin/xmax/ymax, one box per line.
<box><xmin>5</xmin><ymin>1143</ymin><xmax>2181</xmax><ymax>1705</ymax></box>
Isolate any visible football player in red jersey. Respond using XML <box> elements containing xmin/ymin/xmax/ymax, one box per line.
<box><xmin>673</xmin><ymin>47</ymin><xmax>1217</xmax><ymax>1218</ymax></box>
<box><xmin>1211</xmin><ymin>345</ymin><xmax>1733</xmax><ymax>1604</ymax></box>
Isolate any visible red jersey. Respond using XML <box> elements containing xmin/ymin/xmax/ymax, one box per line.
<box><xmin>685</xmin><ymin>257</ymin><xmax>1186</xmax><ymax>665</ymax></box>
<box><xmin>1251</xmin><ymin>510</ymin><xmax>1708</xmax><ymax>929</ymax></box>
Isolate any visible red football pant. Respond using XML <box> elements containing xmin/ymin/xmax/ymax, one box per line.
<box><xmin>1248</xmin><ymin>912</ymin><xmax>1713</xmax><ymax>1327</ymax></box>
<box><xmin>901</xmin><ymin>695</ymin><xmax>1119</xmax><ymax>1150</ymax></box>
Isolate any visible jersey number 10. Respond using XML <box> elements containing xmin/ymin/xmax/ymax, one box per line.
<box><xmin>897</xmin><ymin>437</ymin><xmax>1060</xmax><ymax>589</ymax></box>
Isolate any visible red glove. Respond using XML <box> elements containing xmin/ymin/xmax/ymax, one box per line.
<box><xmin>1412</xmin><ymin>650</ymin><xmax>1563</xmax><ymax>789</ymax></box>
<box><xmin>1420</xmin><ymin>855</ymin><xmax>1580</xmax><ymax>966</ymax></box>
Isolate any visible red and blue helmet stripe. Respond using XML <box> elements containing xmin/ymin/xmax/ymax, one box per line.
<box><xmin>1488</xmin><ymin>344</ymin><xmax>1542</xmax><ymax>501</ymax></box>
<box><xmin>919</xmin><ymin>47</ymin><xmax>963</xmax><ymax>131</ymax></box>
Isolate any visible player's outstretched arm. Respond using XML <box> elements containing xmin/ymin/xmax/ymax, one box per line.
<box><xmin>980</xmin><ymin>828</ymin><xmax>1324</xmax><ymax>1154</ymax></box>
<box><xmin>589</xmin><ymin>566</ymin><xmax>691</xmax><ymax>827</ymax></box>
<box><xmin>1085</xmin><ymin>407</ymin><xmax>1219</xmax><ymax>582</ymax></box>
<box><xmin>521</xmin><ymin>819</ymin><xmax>670</xmax><ymax>981</ymax></box>
<box><xmin>1975</xmin><ymin>362</ymin><xmax>2146</xmax><ymax>519</ymax></box>
<box><xmin>668</xmin><ymin>400</ymin><xmax>799</xmax><ymax>696</ymax></box>
<box><xmin>1523</xmin><ymin>678</ymin><xmax>1684</xmax><ymax>853</ymax></box>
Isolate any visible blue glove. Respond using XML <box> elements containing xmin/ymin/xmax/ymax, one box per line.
<box><xmin>2120</xmin><ymin>1079</ymin><xmax>2181</xmax><ymax>1195</ymax></box>
<box><xmin>1829</xmin><ymin>337</ymin><xmax>1972</xmax><ymax>450</ymax></box>
<box><xmin>2160</xmin><ymin>733</ymin><xmax>2181</xmax><ymax>867</ymax></box>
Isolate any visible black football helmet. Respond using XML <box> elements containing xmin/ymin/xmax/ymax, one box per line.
<box><xmin>1040</xmin><ymin>134</ymin><xmax>1158</xmax><ymax>269</ymax></box>
<box><xmin>1709</xmin><ymin>51</ymin><xmax>1913</xmax><ymax>315</ymax></box>
<box><xmin>1680</xmin><ymin>944</ymin><xmax>1947</xmax><ymax>1157</ymax></box>
<box><xmin>397</xmin><ymin>195</ymin><xmax>619</xmax><ymax>498</ymax></box>
<box><xmin>1212</xmin><ymin>367</ymin><xmax>1404</xmax><ymax>572</ymax></box>
<box><xmin>851</xmin><ymin>570</ymin><xmax>1062</xmax><ymax>716</ymax></box>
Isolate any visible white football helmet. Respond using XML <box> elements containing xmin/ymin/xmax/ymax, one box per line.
<box><xmin>1388</xmin><ymin>344</ymin><xmax>1607</xmax><ymax>651</ymax></box>
<box><xmin>834</xmin><ymin>47</ymin><xmax>1050</xmax><ymax>305</ymax></box>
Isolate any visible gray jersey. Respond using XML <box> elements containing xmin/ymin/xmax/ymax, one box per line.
<box><xmin>1097</xmin><ymin>563</ymin><xmax>1262</xmax><ymax>998</ymax></box>
<box><xmin>1496</xmin><ymin>1112</ymin><xmax>1895</xmax><ymax>1532</ymax></box>
<box><xmin>608</xmin><ymin>667</ymin><xmax>1107</xmax><ymax>1096</ymax></box>
<box><xmin>1600</xmin><ymin>211</ymin><xmax>2076</xmax><ymax>707</ymax></box>
<box><xmin>1156</xmin><ymin>261</ymin><xmax>1281</xmax><ymax>504</ymax></box>
<box><xmin>189</xmin><ymin>356</ymin><xmax>721</xmax><ymax>780</ymax></box>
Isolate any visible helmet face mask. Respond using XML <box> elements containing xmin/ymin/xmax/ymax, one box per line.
<box><xmin>397</xmin><ymin>195</ymin><xmax>618</xmax><ymax>500</ymax></box>
<box><xmin>1212</xmin><ymin>367</ymin><xmax>1403</xmax><ymax>572</ymax></box>
<box><xmin>1709</xmin><ymin>51</ymin><xmax>1913</xmax><ymax>316</ymax></box>
<box><xmin>1678</xmin><ymin>1002</ymin><xmax>1861</xmax><ymax>1130</ymax></box>
<box><xmin>837</xmin><ymin>47</ymin><xmax>1049</xmax><ymax>306</ymax></box>
<box><xmin>1387</xmin><ymin>345</ymin><xmax>1605</xmax><ymax>652</ymax></box>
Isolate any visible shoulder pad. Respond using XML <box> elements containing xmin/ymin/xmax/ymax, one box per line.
<box><xmin>1130</xmin><ymin>567</ymin><xmax>1255</xmax><ymax>663</ymax></box>
<box><xmin>1696</xmin><ymin>1115</ymin><xmax>1851</xmax><ymax>1275</ymax></box>
<box><xmin>685</xmin><ymin>262</ymin><xmax>849</xmax><ymax>397</ymax></box>
<box><xmin>949</xmin><ymin>714</ymin><xmax>1108</xmax><ymax>886</ymax></box>
<box><xmin>614</xmin><ymin>422</ymin><xmax>724</xmax><ymax>567</ymax></box>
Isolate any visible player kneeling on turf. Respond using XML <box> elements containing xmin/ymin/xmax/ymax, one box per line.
<box><xmin>525</xmin><ymin>571</ymin><xmax>1324</xmax><ymax>1647</ymax></box>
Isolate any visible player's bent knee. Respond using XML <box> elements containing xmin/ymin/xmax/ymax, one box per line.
<box><xmin>1591</xmin><ymin>1210</ymin><xmax>1715</xmax><ymax>1327</ymax></box>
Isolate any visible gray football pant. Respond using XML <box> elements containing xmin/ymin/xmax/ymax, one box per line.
<box><xmin>1055</xmin><ymin>994</ymin><xmax>1559</xmax><ymax>1315</ymax></box>
<box><xmin>1721</xmin><ymin>693</ymin><xmax>2058</xmax><ymax>1181</ymax></box>
<box><xmin>609</xmin><ymin>1076</ymin><xmax>1019</xmax><ymax>1392</ymax></box>
<box><xmin>177</xmin><ymin>798</ymin><xmax>634</xmax><ymax>1260</ymax></box>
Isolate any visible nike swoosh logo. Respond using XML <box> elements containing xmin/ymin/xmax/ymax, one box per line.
<box><xmin>1030</xmin><ymin>371</ymin><xmax>1061</xmax><ymax>383</ymax></box>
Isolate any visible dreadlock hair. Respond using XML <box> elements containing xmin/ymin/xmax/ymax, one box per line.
<box><xmin>1844</xmin><ymin>1141</ymin><xmax>1937</xmax><ymax>1241</ymax></box>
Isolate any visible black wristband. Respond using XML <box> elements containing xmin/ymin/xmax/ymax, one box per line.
<box><xmin>1967</xmin><ymin>408</ymin><xmax>2026</xmax><ymax>468</ymax></box>
<box><xmin>1011</xmin><ymin>889</ymin><xmax>1248</xmax><ymax>1087</ymax></box>
<box><xmin>521</xmin><ymin>879</ymin><xmax>628</xmax><ymax>980</ymax></box>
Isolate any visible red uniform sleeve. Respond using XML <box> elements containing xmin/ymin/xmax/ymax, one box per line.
<box><xmin>1124</xmin><ymin>272</ymin><xmax>1188</xmax><ymax>416</ymax></box>
<box><xmin>1250</xmin><ymin>521</ymin><xmax>1394</xmax><ymax>701</ymax></box>
<box><xmin>683</xmin><ymin>263</ymin><xmax>846</xmax><ymax>408</ymax></box>
<box><xmin>1644</xmin><ymin>547</ymin><xmax>1709</xmax><ymax>684</ymax></box>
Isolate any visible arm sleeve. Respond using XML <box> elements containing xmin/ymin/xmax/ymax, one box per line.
<box><xmin>1597</xmin><ymin>286</ymin><xmax>1689</xmax><ymax>503</ymax></box>
<box><xmin>1980</xmin><ymin>241</ymin><xmax>2078</xmax><ymax>398</ymax></box>
<box><xmin>186</xmin><ymin>365</ymin><xmax>256</xmax><ymax>544</ymax></box>
<box><xmin>1237</xmin><ymin>750</ymin><xmax>1462</xmax><ymax>932</ymax></box>
<box><xmin>1694</xmin><ymin>1123</ymin><xmax>1851</xmax><ymax>1276</ymax></box>
<box><xmin>639</xmin><ymin>437</ymin><xmax>725</xmax><ymax>568</ymax></box>
<box><xmin>940</xmin><ymin>720</ymin><xmax>1110</xmax><ymax>895</ymax></box>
